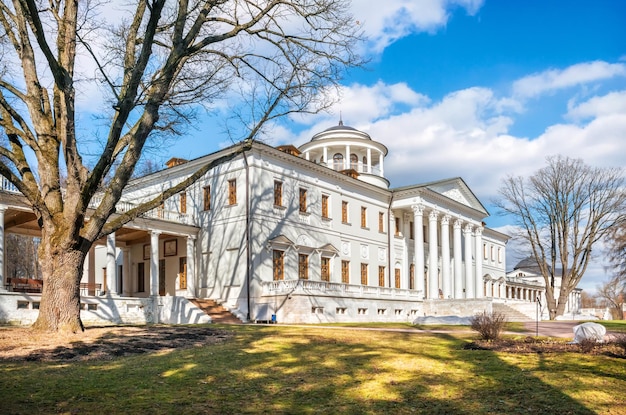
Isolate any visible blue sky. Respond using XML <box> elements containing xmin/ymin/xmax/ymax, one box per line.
<box><xmin>86</xmin><ymin>0</ymin><xmax>626</xmax><ymax>291</ymax></box>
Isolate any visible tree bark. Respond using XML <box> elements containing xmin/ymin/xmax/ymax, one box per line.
<box><xmin>31</xmin><ymin>235</ymin><xmax>87</xmax><ymax>333</ymax></box>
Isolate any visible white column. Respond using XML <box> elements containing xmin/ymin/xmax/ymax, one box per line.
<box><xmin>403</xmin><ymin>213</ymin><xmax>412</xmax><ymax>289</ymax></box>
<box><xmin>186</xmin><ymin>236</ymin><xmax>196</xmax><ymax>298</ymax></box>
<box><xmin>366</xmin><ymin>148</ymin><xmax>372</xmax><ymax>173</ymax></box>
<box><xmin>323</xmin><ymin>147</ymin><xmax>328</xmax><ymax>165</ymax></box>
<box><xmin>464</xmin><ymin>224</ymin><xmax>474</xmax><ymax>298</ymax></box>
<box><xmin>88</xmin><ymin>247</ymin><xmax>96</xmax><ymax>294</ymax></box>
<box><xmin>379</xmin><ymin>151</ymin><xmax>384</xmax><ymax>176</ymax></box>
<box><xmin>106</xmin><ymin>233</ymin><xmax>117</xmax><ymax>295</ymax></box>
<box><xmin>345</xmin><ymin>145</ymin><xmax>350</xmax><ymax>170</ymax></box>
<box><xmin>305</xmin><ymin>152</ymin><xmax>310</xmax><ymax>161</ymax></box>
<box><xmin>441</xmin><ymin>215</ymin><xmax>451</xmax><ymax>299</ymax></box>
<box><xmin>150</xmin><ymin>231</ymin><xmax>160</xmax><ymax>297</ymax></box>
<box><xmin>474</xmin><ymin>226</ymin><xmax>483</xmax><ymax>299</ymax></box>
<box><xmin>0</xmin><ymin>205</ymin><xmax>5</xmax><ymax>291</ymax></box>
<box><xmin>453</xmin><ymin>220</ymin><xmax>463</xmax><ymax>299</ymax></box>
<box><xmin>412</xmin><ymin>204</ymin><xmax>425</xmax><ymax>297</ymax></box>
<box><xmin>122</xmin><ymin>247</ymin><xmax>131</xmax><ymax>296</ymax></box>
<box><xmin>428</xmin><ymin>210</ymin><xmax>439</xmax><ymax>299</ymax></box>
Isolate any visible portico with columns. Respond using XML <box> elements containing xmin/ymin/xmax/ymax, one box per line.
<box><xmin>390</xmin><ymin>180</ymin><xmax>509</xmax><ymax>302</ymax></box>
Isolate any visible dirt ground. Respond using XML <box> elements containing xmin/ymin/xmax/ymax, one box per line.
<box><xmin>0</xmin><ymin>325</ymin><xmax>232</xmax><ymax>362</ymax></box>
<box><xmin>0</xmin><ymin>324</ymin><xmax>624</xmax><ymax>362</ymax></box>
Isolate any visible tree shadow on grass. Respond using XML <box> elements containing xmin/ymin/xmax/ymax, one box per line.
<box><xmin>0</xmin><ymin>326</ymin><xmax>619</xmax><ymax>414</ymax></box>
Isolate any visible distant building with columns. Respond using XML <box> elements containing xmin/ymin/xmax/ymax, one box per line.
<box><xmin>0</xmin><ymin>122</ymin><xmax>580</xmax><ymax>324</ymax></box>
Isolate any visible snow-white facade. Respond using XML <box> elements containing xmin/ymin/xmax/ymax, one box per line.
<box><xmin>0</xmin><ymin>122</ymin><xmax>580</xmax><ymax>324</ymax></box>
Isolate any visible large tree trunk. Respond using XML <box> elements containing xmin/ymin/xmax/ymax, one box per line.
<box><xmin>31</xmin><ymin>238</ymin><xmax>88</xmax><ymax>333</ymax></box>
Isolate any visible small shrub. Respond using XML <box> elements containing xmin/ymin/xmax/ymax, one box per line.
<box><xmin>612</xmin><ymin>333</ymin><xmax>626</xmax><ymax>355</ymax></box>
<box><xmin>470</xmin><ymin>311</ymin><xmax>507</xmax><ymax>341</ymax></box>
<box><xmin>577</xmin><ymin>338</ymin><xmax>597</xmax><ymax>354</ymax></box>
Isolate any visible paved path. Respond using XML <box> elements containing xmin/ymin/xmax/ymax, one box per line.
<box><xmin>520</xmin><ymin>321</ymin><xmax>581</xmax><ymax>338</ymax></box>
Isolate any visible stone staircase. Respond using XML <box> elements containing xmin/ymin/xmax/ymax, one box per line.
<box><xmin>492</xmin><ymin>303</ymin><xmax>535</xmax><ymax>322</ymax></box>
<box><xmin>189</xmin><ymin>299</ymin><xmax>243</xmax><ymax>324</ymax></box>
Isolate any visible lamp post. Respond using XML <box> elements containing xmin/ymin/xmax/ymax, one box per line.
<box><xmin>536</xmin><ymin>296</ymin><xmax>542</xmax><ymax>337</ymax></box>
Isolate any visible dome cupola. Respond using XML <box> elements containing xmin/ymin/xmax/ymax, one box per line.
<box><xmin>298</xmin><ymin>120</ymin><xmax>389</xmax><ymax>188</ymax></box>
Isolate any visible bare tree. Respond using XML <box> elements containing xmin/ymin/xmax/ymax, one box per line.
<box><xmin>605</xmin><ymin>217</ymin><xmax>626</xmax><ymax>279</ymax></box>
<box><xmin>496</xmin><ymin>156</ymin><xmax>625</xmax><ymax>319</ymax></box>
<box><xmin>596</xmin><ymin>275</ymin><xmax>625</xmax><ymax>319</ymax></box>
<box><xmin>0</xmin><ymin>0</ymin><xmax>363</xmax><ymax>332</ymax></box>
<box><xmin>579</xmin><ymin>290</ymin><xmax>597</xmax><ymax>309</ymax></box>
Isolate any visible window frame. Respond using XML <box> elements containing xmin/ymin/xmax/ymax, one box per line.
<box><xmin>361</xmin><ymin>206</ymin><xmax>367</xmax><ymax>228</ymax></box>
<box><xmin>273</xmin><ymin>250</ymin><xmax>285</xmax><ymax>281</ymax></box>
<box><xmin>321</xmin><ymin>257</ymin><xmax>331</xmax><ymax>282</ymax></box>
<box><xmin>179</xmin><ymin>192</ymin><xmax>187</xmax><ymax>214</ymax></box>
<box><xmin>298</xmin><ymin>253</ymin><xmax>309</xmax><ymax>280</ymax></box>
<box><xmin>299</xmin><ymin>187</ymin><xmax>307</xmax><ymax>213</ymax></box>
<box><xmin>321</xmin><ymin>194</ymin><xmax>329</xmax><ymax>219</ymax></box>
<box><xmin>228</xmin><ymin>179</ymin><xmax>237</xmax><ymax>205</ymax></box>
<box><xmin>203</xmin><ymin>186</ymin><xmax>211</xmax><ymax>211</ymax></box>
<box><xmin>341</xmin><ymin>260</ymin><xmax>350</xmax><ymax>284</ymax></box>
<box><xmin>341</xmin><ymin>201</ymin><xmax>349</xmax><ymax>224</ymax></box>
<box><xmin>360</xmin><ymin>263</ymin><xmax>368</xmax><ymax>285</ymax></box>
<box><xmin>274</xmin><ymin>180</ymin><xmax>283</xmax><ymax>207</ymax></box>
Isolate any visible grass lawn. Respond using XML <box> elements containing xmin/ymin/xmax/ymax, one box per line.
<box><xmin>1</xmin><ymin>324</ymin><xmax>624</xmax><ymax>414</ymax></box>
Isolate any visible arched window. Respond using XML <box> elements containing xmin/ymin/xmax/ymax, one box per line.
<box><xmin>350</xmin><ymin>153</ymin><xmax>358</xmax><ymax>169</ymax></box>
<box><xmin>333</xmin><ymin>153</ymin><xmax>343</xmax><ymax>170</ymax></box>
<box><xmin>363</xmin><ymin>156</ymin><xmax>368</xmax><ymax>172</ymax></box>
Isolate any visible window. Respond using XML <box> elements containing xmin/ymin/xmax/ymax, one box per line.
<box><xmin>341</xmin><ymin>260</ymin><xmax>350</xmax><ymax>284</ymax></box>
<box><xmin>203</xmin><ymin>186</ymin><xmax>211</xmax><ymax>211</ymax></box>
<box><xmin>378</xmin><ymin>212</ymin><xmax>384</xmax><ymax>232</ymax></box>
<box><xmin>298</xmin><ymin>254</ymin><xmax>308</xmax><ymax>280</ymax></box>
<box><xmin>484</xmin><ymin>243</ymin><xmax>488</xmax><ymax>260</ymax></box>
<box><xmin>361</xmin><ymin>263</ymin><xmax>368</xmax><ymax>285</ymax></box>
<box><xmin>341</xmin><ymin>201</ymin><xmax>348</xmax><ymax>223</ymax></box>
<box><xmin>228</xmin><ymin>179</ymin><xmax>237</xmax><ymax>205</ymax></box>
<box><xmin>333</xmin><ymin>153</ymin><xmax>343</xmax><ymax>170</ymax></box>
<box><xmin>378</xmin><ymin>266</ymin><xmax>385</xmax><ymax>287</ymax></box>
<box><xmin>491</xmin><ymin>245</ymin><xmax>495</xmax><ymax>261</ymax></box>
<box><xmin>361</xmin><ymin>207</ymin><xmax>367</xmax><ymax>228</ymax></box>
<box><xmin>409</xmin><ymin>264</ymin><xmax>415</xmax><ymax>290</ymax></box>
<box><xmin>321</xmin><ymin>194</ymin><xmax>329</xmax><ymax>219</ymax></box>
<box><xmin>321</xmin><ymin>257</ymin><xmax>330</xmax><ymax>281</ymax></box>
<box><xmin>180</xmin><ymin>192</ymin><xmax>187</xmax><ymax>214</ymax></box>
<box><xmin>137</xmin><ymin>262</ymin><xmax>145</xmax><ymax>292</ymax></box>
<box><xmin>274</xmin><ymin>181</ymin><xmax>283</xmax><ymax>207</ymax></box>
<box><xmin>395</xmin><ymin>268</ymin><xmax>401</xmax><ymax>288</ymax></box>
<box><xmin>498</xmin><ymin>247</ymin><xmax>503</xmax><ymax>263</ymax></box>
<box><xmin>395</xmin><ymin>217</ymin><xmax>400</xmax><ymax>236</ymax></box>
<box><xmin>273</xmin><ymin>250</ymin><xmax>284</xmax><ymax>281</ymax></box>
<box><xmin>350</xmin><ymin>153</ymin><xmax>358</xmax><ymax>169</ymax></box>
<box><xmin>299</xmin><ymin>188</ymin><xmax>307</xmax><ymax>213</ymax></box>
<box><xmin>409</xmin><ymin>222</ymin><xmax>414</xmax><ymax>239</ymax></box>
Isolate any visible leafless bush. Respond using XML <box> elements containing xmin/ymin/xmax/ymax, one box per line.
<box><xmin>611</xmin><ymin>332</ymin><xmax>626</xmax><ymax>355</ymax></box>
<box><xmin>470</xmin><ymin>311</ymin><xmax>508</xmax><ymax>341</ymax></box>
<box><xmin>577</xmin><ymin>338</ymin><xmax>597</xmax><ymax>353</ymax></box>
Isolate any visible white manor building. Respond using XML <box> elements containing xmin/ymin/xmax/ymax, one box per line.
<box><xmin>0</xmin><ymin>122</ymin><xmax>581</xmax><ymax>324</ymax></box>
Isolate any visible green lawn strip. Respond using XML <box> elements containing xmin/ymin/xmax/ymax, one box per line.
<box><xmin>594</xmin><ymin>320</ymin><xmax>626</xmax><ymax>332</ymax></box>
<box><xmin>1</xmin><ymin>325</ymin><xmax>623</xmax><ymax>414</ymax></box>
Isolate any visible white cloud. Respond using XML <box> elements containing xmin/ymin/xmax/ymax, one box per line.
<box><xmin>512</xmin><ymin>61</ymin><xmax>626</xmax><ymax>99</ymax></box>
<box><xmin>351</xmin><ymin>0</ymin><xmax>484</xmax><ymax>52</ymax></box>
<box><xmin>567</xmin><ymin>90</ymin><xmax>626</xmax><ymax>120</ymax></box>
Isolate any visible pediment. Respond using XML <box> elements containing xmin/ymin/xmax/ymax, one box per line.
<box><xmin>425</xmin><ymin>178</ymin><xmax>488</xmax><ymax>215</ymax></box>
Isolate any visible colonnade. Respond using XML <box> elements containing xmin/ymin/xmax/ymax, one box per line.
<box><xmin>302</xmin><ymin>144</ymin><xmax>385</xmax><ymax>176</ymax></box>
<box><xmin>411</xmin><ymin>203</ymin><xmax>484</xmax><ymax>300</ymax></box>
<box><xmin>87</xmin><ymin>231</ymin><xmax>197</xmax><ymax>299</ymax></box>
